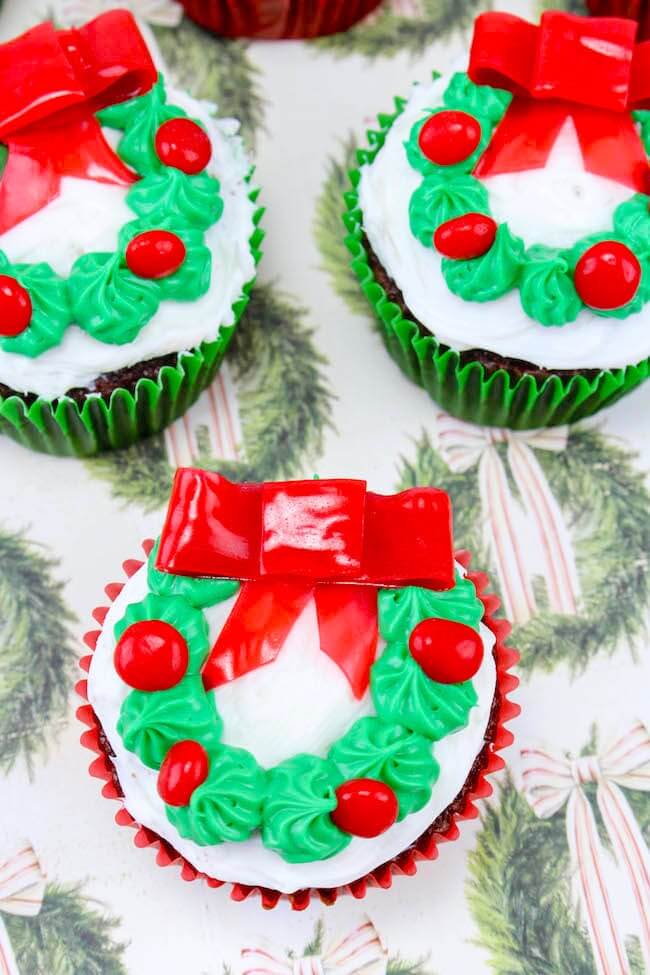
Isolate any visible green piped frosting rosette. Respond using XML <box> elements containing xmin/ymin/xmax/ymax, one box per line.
<box><xmin>112</xmin><ymin>545</ymin><xmax>486</xmax><ymax>865</ymax></box>
<box><xmin>0</xmin><ymin>76</ymin><xmax>263</xmax><ymax>457</ymax></box>
<box><xmin>343</xmin><ymin>73</ymin><xmax>650</xmax><ymax>429</ymax></box>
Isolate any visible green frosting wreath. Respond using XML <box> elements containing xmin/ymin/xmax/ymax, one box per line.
<box><xmin>0</xmin><ymin>75</ymin><xmax>223</xmax><ymax>358</ymax></box>
<box><xmin>406</xmin><ymin>72</ymin><xmax>650</xmax><ymax>326</ymax></box>
<box><xmin>113</xmin><ymin>543</ymin><xmax>486</xmax><ymax>864</ymax></box>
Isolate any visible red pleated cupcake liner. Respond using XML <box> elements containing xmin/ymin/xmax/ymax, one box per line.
<box><xmin>178</xmin><ymin>0</ymin><xmax>383</xmax><ymax>39</ymax></box>
<box><xmin>77</xmin><ymin>541</ymin><xmax>520</xmax><ymax>911</ymax></box>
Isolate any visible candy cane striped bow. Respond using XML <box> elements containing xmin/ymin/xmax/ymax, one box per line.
<box><xmin>434</xmin><ymin>413</ymin><xmax>580</xmax><ymax>625</ymax></box>
<box><xmin>521</xmin><ymin>722</ymin><xmax>650</xmax><ymax>975</ymax></box>
<box><xmin>0</xmin><ymin>841</ymin><xmax>46</xmax><ymax>975</ymax></box>
<box><xmin>241</xmin><ymin>918</ymin><xmax>387</xmax><ymax>975</ymax></box>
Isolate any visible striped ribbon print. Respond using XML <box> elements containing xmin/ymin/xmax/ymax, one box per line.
<box><xmin>165</xmin><ymin>364</ymin><xmax>242</xmax><ymax>468</ymax></box>
<box><xmin>0</xmin><ymin>842</ymin><xmax>46</xmax><ymax>975</ymax></box>
<box><xmin>435</xmin><ymin>412</ymin><xmax>581</xmax><ymax>625</ymax></box>
<box><xmin>521</xmin><ymin>723</ymin><xmax>650</xmax><ymax>975</ymax></box>
<box><xmin>241</xmin><ymin>918</ymin><xmax>387</xmax><ymax>975</ymax></box>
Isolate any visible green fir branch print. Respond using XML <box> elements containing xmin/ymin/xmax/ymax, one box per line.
<box><xmin>469</xmin><ymin>773</ymin><xmax>650</xmax><ymax>975</ymax></box>
<box><xmin>4</xmin><ymin>883</ymin><xmax>127</xmax><ymax>975</ymax></box>
<box><xmin>85</xmin><ymin>283</ymin><xmax>334</xmax><ymax>509</ymax></box>
<box><xmin>152</xmin><ymin>19</ymin><xmax>266</xmax><ymax>148</ymax></box>
<box><xmin>396</xmin><ymin>426</ymin><xmax>650</xmax><ymax>676</ymax></box>
<box><xmin>0</xmin><ymin>528</ymin><xmax>76</xmax><ymax>774</ymax></box>
<box><xmin>315</xmin><ymin>0</ymin><xmax>483</xmax><ymax>60</ymax></box>
<box><xmin>314</xmin><ymin>134</ymin><xmax>372</xmax><ymax>317</ymax></box>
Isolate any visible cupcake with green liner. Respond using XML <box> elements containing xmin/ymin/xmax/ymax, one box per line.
<box><xmin>0</xmin><ymin>11</ymin><xmax>262</xmax><ymax>456</ymax></box>
<box><xmin>344</xmin><ymin>8</ymin><xmax>650</xmax><ymax>428</ymax></box>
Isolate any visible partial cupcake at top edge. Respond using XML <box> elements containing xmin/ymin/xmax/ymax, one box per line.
<box><xmin>81</xmin><ymin>470</ymin><xmax>518</xmax><ymax>906</ymax></box>
<box><xmin>0</xmin><ymin>10</ymin><xmax>261</xmax><ymax>457</ymax></box>
<box><xmin>345</xmin><ymin>7</ymin><xmax>650</xmax><ymax>429</ymax></box>
<box><xmin>178</xmin><ymin>0</ymin><xmax>383</xmax><ymax>38</ymax></box>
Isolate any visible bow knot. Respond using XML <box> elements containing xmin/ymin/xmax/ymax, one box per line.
<box><xmin>0</xmin><ymin>12</ymin><xmax>157</xmax><ymax>233</ymax></box>
<box><xmin>572</xmin><ymin>755</ymin><xmax>602</xmax><ymax>785</ymax></box>
<box><xmin>435</xmin><ymin>413</ymin><xmax>580</xmax><ymax>626</ymax></box>
<box><xmin>469</xmin><ymin>11</ymin><xmax>650</xmax><ymax>191</ymax></box>
<box><xmin>522</xmin><ymin>722</ymin><xmax>650</xmax><ymax>975</ymax></box>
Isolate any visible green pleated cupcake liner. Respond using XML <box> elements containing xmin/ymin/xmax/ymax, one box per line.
<box><xmin>0</xmin><ymin>192</ymin><xmax>264</xmax><ymax>457</ymax></box>
<box><xmin>343</xmin><ymin>98</ymin><xmax>650</xmax><ymax>429</ymax></box>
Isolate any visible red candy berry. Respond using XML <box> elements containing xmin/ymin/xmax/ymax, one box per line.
<box><xmin>419</xmin><ymin>110</ymin><xmax>482</xmax><ymax>166</ymax></box>
<box><xmin>157</xmin><ymin>740</ymin><xmax>209</xmax><ymax>806</ymax></box>
<box><xmin>408</xmin><ymin>617</ymin><xmax>483</xmax><ymax>684</ymax></box>
<box><xmin>114</xmin><ymin>619</ymin><xmax>189</xmax><ymax>691</ymax></box>
<box><xmin>331</xmin><ymin>778</ymin><xmax>398</xmax><ymax>838</ymax></box>
<box><xmin>0</xmin><ymin>275</ymin><xmax>32</xmax><ymax>336</ymax></box>
<box><xmin>125</xmin><ymin>230</ymin><xmax>186</xmax><ymax>279</ymax></box>
<box><xmin>434</xmin><ymin>213</ymin><xmax>497</xmax><ymax>260</ymax></box>
<box><xmin>155</xmin><ymin>118</ymin><xmax>212</xmax><ymax>175</ymax></box>
<box><xmin>574</xmin><ymin>240</ymin><xmax>641</xmax><ymax>310</ymax></box>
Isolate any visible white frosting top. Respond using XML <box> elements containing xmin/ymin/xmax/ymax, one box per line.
<box><xmin>87</xmin><ymin>561</ymin><xmax>497</xmax><ymax>893</ymax></box>
<box><xmin>0</xmin><ymin>87</ymin><xmax>256</xmax><ymax>399</ymax></box>
<box><xmin>358</xmin><ymin>73</ymin><xmax>650</xmax><ymax>370</ymax></box>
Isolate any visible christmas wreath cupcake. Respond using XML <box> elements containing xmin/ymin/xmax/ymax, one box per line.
<box><xmin>79</xmin><ymin>470</ymin><xmax>518</xmax><ymax>907</ymax></box>
<box><xmin>345</xmin><ymin>9</ymin><xmax>650</xmax><ymax>428</ymax></box>
<box><xmin>0</xmin><ymin>11</ymin><xmax>261</xmax><ymax>456</ymax></box>
<box><xmin>178</xmin><ymin>0</ymin><xmax>383</xmax><ymax>38</ymax></box>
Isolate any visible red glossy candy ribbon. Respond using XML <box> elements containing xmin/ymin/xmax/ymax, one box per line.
<box><xmin>468</xmin><ymin>11</ymin><xmax>650</xmax><ymax>191</ymax></box>
<box><xmin>0</xmin><ymin>11</ymin><xmax>157</xmax><ymax>233</ymax></box>
<box><xmin>157</xmin><ymin>470</ymin><xmax>455</xmax><ymax>699</ymax></box>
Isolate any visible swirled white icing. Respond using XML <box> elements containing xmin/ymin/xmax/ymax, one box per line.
<box><xmin>358</xmin><ymin>74</ymin><xmax>650</xmax><ymax>370</ymax></box>
<box><xmin>87</xmin><ymin>560</ymin><xmax>497</xmax><ymax>893</ymax></box>
<box><xmin>0</xmin><ymin>87</ymin><xmax>256</xmax><ymax>399</ymax></box>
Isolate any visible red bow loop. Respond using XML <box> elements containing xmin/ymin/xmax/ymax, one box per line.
<box><xmin>468</xmin><ymin>11</ymin><xmax>650</xmax><ymax>191</ymax></box>
<box><xmin>156</xmin><ymin>470</ymin><xmax>455</xmax><ymax>700</ymax></box>
<box><xmin>0</xmin><ymin>12</ymin><xmax>157</xmax><ymax>233</ymax></box>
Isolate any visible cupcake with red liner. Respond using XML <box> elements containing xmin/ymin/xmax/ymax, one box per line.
<box><xmin>0</xmin><ymin>11</ymin><xmax>262</xmax><ymax>456</ymax></box>
<box><xmin>178</xmin><ymin>0</ymin><xmax>383</xmax><ymax>38</ymax></box>
<box><xmin>78</xmin><ymin>470</ymin><xmax>519</xmax><ymax>907</ymax></box>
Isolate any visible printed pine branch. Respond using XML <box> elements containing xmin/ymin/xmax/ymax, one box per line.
<box><xmin>314</xmin><ymin>135</ymin><xmax>374</xmax><ymax>318</ymax></box>
<box><xmin>521</xmin><ymin>427</ymin><xmax>650</xmax><ymax>674</ymax></box>
<box><xmin>396</xmin><ymin>431</ymin><xmax>485</xmax><ymax>562</ymax></box>
<box><xmin>467</xmin><ymin>776</ymin><xmax>595</xmax><ymax>975</ymax></box>
<box><xmin>0</xmin><ymin>528</ymin><xmax>76</xmax><ymax>774</ymax></box>
<box><xmin>315</xmin><ymin>0</ymin><xmax>481</xmax><ymax>59</ymax></box>
<box><xmin>86</xmin><ymin>436</ymin><xmax>173</xmax><ymax>512</ymax></box>
<box><xmin>4</xmin><ymin>883</ymin><xmax>127</xmax><ymax>975</ymax></box>
<box><xmin>152</xmin><ymin>19</ymin><xmax>265</xmax><ymax>147</ymax></box>
<box><xmin>204</xmin><ymin>283</ymin><xmax>335</xmax><ymax>482</ymax></box>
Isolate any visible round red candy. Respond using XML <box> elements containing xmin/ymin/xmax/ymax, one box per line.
<box><xmin>434</xmin><ymin>213</ymin><xmax>497</xmax><ymax>260</ymax></box>
<box><xmin>157</xmin><ymin>740</ymin><xmax>209</xmax><ymax>806</ymax></box>
<box><xmin>574</xmin><ymin>240</ymin><xmax>641</xmax><ymax>310</ymax></box>
<box><xmin>155</xmin><ymin>118</ymin><xmax>212</xmax><ymax>175</ymax></box>
<box><xmin>331</xmin><ymin>778</ymin><xmax>398</xmax><ymax>838</ymax></box>
<box><xmin>125</xmin><ymin>230</ymin><xmax>186</xmax><ymax>279</ymax></box>
<box><xmin>408</xmin><ymin>617</ymin><xmax>483</xmax><ymax>684</ymax></box>
<box><xmin>114</xmin><ymin>619</ymin><xmax>188</xmax><ymax>691</ymax></box>
<box><xmin>419</xmin><ymin>110</ymin><xmax>482</xmax><ymax>166</ymax></box>
<box><xmin>0</xmin><ymin>275</ymin><xmax>32</xmax><ymax>337</ymax></box>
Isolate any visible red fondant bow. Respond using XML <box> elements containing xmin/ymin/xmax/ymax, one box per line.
<box><xmin>157</xmin><ymin>470</ymin><xmax>455</xmax><ymax>699</ymax></box>
<box><xmin>468</xmin><ymin>11</ymin><xmax>650</xmax><ymax>191</ymax></box>
<box><xmin>0</xmin><ymin>12</ymin><xmax>157</xmax><ymax>234</ymax></box>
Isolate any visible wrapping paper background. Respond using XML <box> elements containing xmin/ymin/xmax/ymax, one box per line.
<box><xmin>1</xmin><ymin>1</ymin><xmax>649</xmax><ymax>972</ymax></box>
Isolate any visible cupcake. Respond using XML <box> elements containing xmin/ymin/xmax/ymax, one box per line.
<box><xmin>178</xmin><ymin>0</ymin><xmax>383</xmax><ymax>38</ymax></box>
<box><xmin>345</xmin><ymin>9</ymin><xmax>650</xmax><ymax>428</ymax></box>
<box><xmin>79</xmin><ymin>469</ymin><xmax>518</xmax><ymax>907</ymax></box>
<box><xmin>0</xmin><ymin>11</ymin><xmax>262</xmax><ymax>456</ymax></box>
